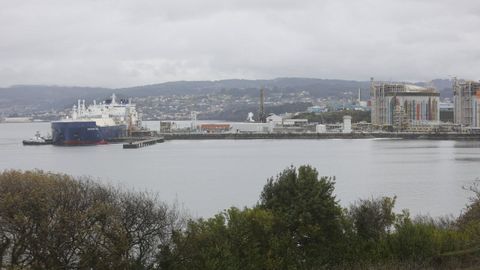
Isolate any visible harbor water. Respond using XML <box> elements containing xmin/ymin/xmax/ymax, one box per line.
<box><xmin>1</xmin><ymin>122</ymin><xmax>479</xmax><ymax>218</ymax></box>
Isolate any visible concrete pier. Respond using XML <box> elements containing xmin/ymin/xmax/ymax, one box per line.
<box><xmin>123</xmin><ymin>137</ymin><xmax>164</xmax><ymax>149</ymax></box>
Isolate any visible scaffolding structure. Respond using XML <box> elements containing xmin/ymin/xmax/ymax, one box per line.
<box><xmin>453</xmin><ymin>79</ymin><xmax>480</xmax><ymax>127</ymax></box>
<box><xmin>370</xmin><ymin>78</ymin><xmax>440</xmax><ymax>131</ymax></box>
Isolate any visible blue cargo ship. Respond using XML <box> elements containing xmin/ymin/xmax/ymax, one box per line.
<box><xmin>51</xmin><ymin>94</ymin><xmax>141</xmax><ymax>146</ymax></box>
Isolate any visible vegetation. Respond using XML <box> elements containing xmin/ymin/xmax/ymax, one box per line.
<box><xmin>295</xmin><ymin>110</ymin><xmax>371</xmax><ymax>123</ymax></box>
<box><xmin>200</xmin><ymin>102</ymin><xmax>313</xmax><ymax>121</ymax></box>
<box><xmin>0</xmin><ymin>170</ymin><xmax>182</xmax><ymax>269</ymax></box>
<box><xmin>1</xmin><ymin>168</ymin><xmax>480</xmax><ymax>269</ymax></box>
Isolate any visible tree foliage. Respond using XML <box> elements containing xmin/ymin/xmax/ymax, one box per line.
<box><xmin>259</xmin><ymin>165</ymin><xmax>345</xmax><ymax>267</ymax></box>
<box><xmin>162</xmin><ymin>207</ymin><xmax>278</xmax><ymax>270</ymax></box>
<box><xmin>348</xmin><ymin>196</ymin><xmax>396</xmax><ymax>241</ymax></box>
<box><xmin>166</xmin><ymin>166</ymin><xmax>480</xmax><ymax>269</ymax></box>
<box><xmin>1</xmin><ymin>168</ymin><xmax>479</xmax><ymax>269</ymax></box>
<box><xmin>0</xmin><ymin>170</ymin><xmax>182</xmax><ymax>269</ymax></box>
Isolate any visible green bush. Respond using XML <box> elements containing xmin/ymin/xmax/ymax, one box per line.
<box><xmin>385</xmin><ymin>213</ymin><xmax>467</xmax><ymax>267</ymax></box>
<box><xmin>259</xmin><ymin>165</ymin><xmax>347</xmax><ymax>267</ymax></box>
<box><xmin>163</xmin><ymin>207</ymin><xmax>280</xmax><ymax>270</ymax></box>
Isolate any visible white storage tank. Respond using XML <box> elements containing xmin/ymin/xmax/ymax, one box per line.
<box><xmin>343</xmin><ymin>115</ymin><xmax>352</xmax><ymax>133</ymax></box>
<box><xmin>316</xmin><ymin>124</ymin><xmax>327</xmax><ymax>133</ymax></box>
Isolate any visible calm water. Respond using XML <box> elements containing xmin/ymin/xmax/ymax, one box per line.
<box><xmin>1</xmin><ymin>122</ymin><xmax>479</xmax><ymax>218</ymax></box>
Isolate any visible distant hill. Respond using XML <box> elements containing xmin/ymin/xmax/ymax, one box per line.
<box><xmin>0</xmin><ymin>77</ymin><xmax>454</xmax><ymax>116</ymax></box>
<box><xmin>117</xmin><ymin>77</ymin><xmax>453</xmax><ymax>99</ymax></box>
<box><xmin>0</xmin><ymin>85</ymin><xmax>111</xmax><ymax>116</ymax></box>
<box><xmin>114</xmin><ymin>78</ymin><xmax>374</xmax><ymax>98</ymax></box>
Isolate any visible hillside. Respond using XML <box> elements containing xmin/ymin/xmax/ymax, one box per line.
<box><xmin>0</xmin><ymin>78</ymin><xmax>454</xmax><ymax>118</ymax></box>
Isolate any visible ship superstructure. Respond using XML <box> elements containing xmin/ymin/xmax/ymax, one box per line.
<box><xmin>51</xmin><ymin>94</ymin><xmax>142</xmax><ymax>145</ymax></box>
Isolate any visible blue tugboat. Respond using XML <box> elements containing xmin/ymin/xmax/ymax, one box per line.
<box><xmin>51</xmin><ymin>94</ymin><xmax>141</xmax><ymax>145</ymax></box>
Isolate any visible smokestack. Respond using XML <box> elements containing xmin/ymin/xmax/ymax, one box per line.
<box><xmin>258</xmin><ymin>88</ymin><xmax>266</xmax><ymax>123</ymax></box>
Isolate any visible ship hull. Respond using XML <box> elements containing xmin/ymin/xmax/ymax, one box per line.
<box><xmin>51</xmin><ymin>121</ymin><xmax>127</xmax><ymax>146</ymax></box>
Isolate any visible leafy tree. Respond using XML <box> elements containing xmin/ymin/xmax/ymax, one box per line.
<box><xmin>0</xmin><ymin>170</ymin><xmax>182</xmax><ymax>269</ymax></box>
<box><xmin>175</xmin><ymin>214</ymin><xmax>233</xmax><ymax>270</ymax></box>
<box><xmin>259</xmin><ymin>165</ymin><xmax>346</xmax><ymax>268</ymax></box>
<box><xmin>163</xmin><ymin>207</ymin><xmax>280</xmax><ymax>270</ymax></box>
<box><xmin>348</xmin><ymin>196</ymin><xmax>396</xmax><ymax>241</ymax></box>
<box><xmin>344</xmin><ymin>196</ymin><xmax>397</xmax><ymax>263</ymax></box>
<box><xmin>2</xmin><ymin>168</ymin><xmax>480</xmax><ymax>269</ymax></box>
<box><xmin>387</xmin><ymin>212</ymin><xmax>442</xmax><ymax>263</ymax></box>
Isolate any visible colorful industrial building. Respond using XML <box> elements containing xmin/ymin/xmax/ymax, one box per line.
<box><xmin>453</xmin><ymin>79</ymin><xmax>480</xmax><ymax>127</ymax></box>
<box><xmin>370</xmin><ymin>78</ymin><xmax>440</xmax><ymax>129</ymax></box>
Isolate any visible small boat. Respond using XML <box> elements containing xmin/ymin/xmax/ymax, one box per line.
<box><xmin>22</xmin><ymin>131</ymin><xmax>52</xmax><ymax>145</ymax></box>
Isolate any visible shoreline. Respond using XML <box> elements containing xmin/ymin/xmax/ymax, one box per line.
<box><xmin>161</xmin><ymin>132</ymin><xmax>480</xmax><ymax>141</ymax></box>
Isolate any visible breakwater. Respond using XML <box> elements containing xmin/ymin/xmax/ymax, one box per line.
<box><xmin>162</xmin><ymin>132</ymin><xmax>480</xmax><ymax>140</ymax></box>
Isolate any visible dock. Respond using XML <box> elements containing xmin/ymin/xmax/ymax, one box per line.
<box><xmin>123</xmin><ymin>137</ymin><xmax>164</xmax><ymax>149</ymax></box>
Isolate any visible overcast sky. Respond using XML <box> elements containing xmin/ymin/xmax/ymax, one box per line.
<box><xmin>1</xmin><ymin>0</ymin><xmax>479</xmax><ymax>87</ymax></box>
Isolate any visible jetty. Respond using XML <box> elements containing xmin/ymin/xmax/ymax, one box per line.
<box><xmin>123</xmin><ymin>137</ymin><xmax>164</xmax><ymax>149</ymax></box>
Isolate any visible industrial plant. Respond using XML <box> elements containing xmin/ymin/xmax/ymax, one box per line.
<box><xmin>158</xmin><ymin>77</ymin><xmax>480</xmax><ymax>138</ymax></box>
<box><xmin>159</xmin><ymin>88</ymin><xmax>356</xmax><ymax>135</ymax></box>
<box><xmin>453</xmin><ymin>78</ymin><xmax>480</xmax><ymax>128</ymax></box>
<box><xmin>370</xmin><ymin>78</ymin><xmax>440</xmax><ymax>131</ymax></box>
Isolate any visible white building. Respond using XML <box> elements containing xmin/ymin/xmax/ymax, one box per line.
<box><xmin>230</xmin><ymin>122</ymin><xmax>270</xmax><ymax>133</ymax></box>
<box><xmin>266</xmin><ymin>114</ymin><xmax>283</xmax><ymax>125</ymax></box>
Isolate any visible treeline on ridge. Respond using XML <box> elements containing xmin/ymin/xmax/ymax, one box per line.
<box><xmin>0</xmin><ymin>168</ymin><xmax>479</xmax><ymax>269</ymax></box>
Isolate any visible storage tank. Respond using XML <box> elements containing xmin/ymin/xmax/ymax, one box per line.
<box><xmin>343</xmin><ymin>116</ymin><xmax>352</xmax><ymax>133</ymax></box>
<box><xmin>316</xmin><ymin>124</ymin><xmax>327</xmax><ymax>133</ymax></box>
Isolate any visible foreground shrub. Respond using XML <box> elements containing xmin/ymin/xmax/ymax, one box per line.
<box><xmin>162</xmin><ymin>207</ymin><xmax>279</xmax><ymax>270</ymax></box>
<box><xmin>166</xmin><ymin>166</ymin><xmax>480</xmax><ymax>269</ymax></box>
<box><xmin>259</xmin><ymin>165</ymin><xmax>347</xmax><ymax>267</ymax></box>
<box><xmin>345</xmin><ymin>196</ymin><xmax>397</xmax><ymax>263</ymax></box>
<box><xmin>0</xmin><ymin>170</ymin><xmax>182</xmax><ymax>269</ymax></box>
<box><xmin>2</xmin><ymin>167</ymin><xmax>480</xmax><ymax>269</ymax></box>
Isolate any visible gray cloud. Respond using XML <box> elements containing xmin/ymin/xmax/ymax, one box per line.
<box><xmin>0</xmin><ymin>0</ymin><xmax>479</xmax><ymax>87</ymax></box>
